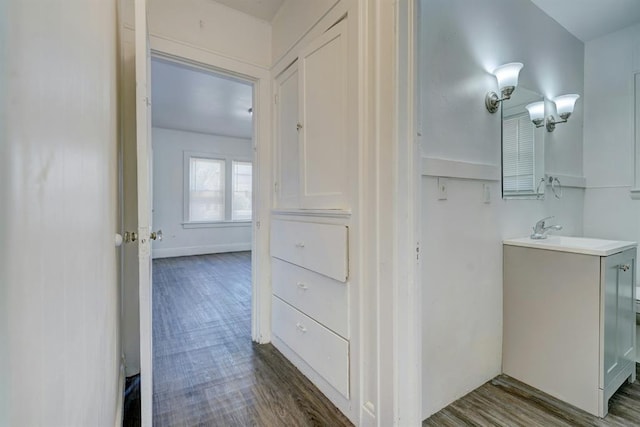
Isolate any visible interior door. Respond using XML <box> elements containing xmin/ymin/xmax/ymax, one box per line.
<box><xmin>134</xmin><ymin>0</ymin><xmax>153</xmax><ymax>425</ymax></box>
<box><xmin>298</xmin><ymin>19</ymin><xmax>348</xmax><ymax>209</ymax></box>
<box><xmin>275</xmin><ymin>61</ymin><xmax>300</xmax><ymax>208</ymax></box>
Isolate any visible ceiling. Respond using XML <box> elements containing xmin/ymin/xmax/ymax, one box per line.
<box><xmin>531</xmin><ymin>0</ymin><xmax>640</xmax><ymax>42</ymax></box>
<box><xmin>212</xmin><ymin>0</ymin><xmax>284</xmax><ymax>22</ymax></box>
<box><xmin>151</xmin><ymin>58</ymin><xmax>253</xmax><ymax>139</ymax></box>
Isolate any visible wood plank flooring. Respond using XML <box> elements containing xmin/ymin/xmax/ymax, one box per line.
<box><xmin>424</xmin><ymin>365</ymin><xmax>640</xmax><ymax>426</ymax></box>
<box><xmin>152</xmin><ymin>252</ymin><xmax>352</xmax><ymax>427</ymax></box>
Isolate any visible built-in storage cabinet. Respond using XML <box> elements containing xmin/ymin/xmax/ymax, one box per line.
<box><xmin>270</xmin><ymin>217</ymin><xmax>351</xmax><ymax>401</ymax></box>
<box><xmin>602</xmin><ymin>250</ymin><xmax>636</xmax><ymax>391</ymax></box>
<box><xmin>270</xmin><ymin>9</ymin><xmax>357</xmax><ymax>423</ymax></box>
<box><xmin>274</xmin><ymin>19</ymin><xmax>350</xmax><ymax>210</ymax></box>
<box><xmin>503</xmin><ymin>244</ymin><xmax>636</xmax><ymax>418</ymax></box>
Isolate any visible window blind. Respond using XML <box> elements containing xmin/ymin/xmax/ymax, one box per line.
<box><xmin>503</xmin><ymin>113</ymin><xmax>535</xmax><ymax>195</ymax></box>
<box><xmin>189</xmin><ymin>157</ymin><xmax>225</xmax><ymax>221</ymax></box>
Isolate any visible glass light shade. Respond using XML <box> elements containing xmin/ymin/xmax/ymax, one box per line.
<box><xmin>553</xmin><ymin>94</ymin><xmax>580</xmax><ymax>116</ymax></box>
<box><xmin>525</xmin><ymin>101</ymin><xmax>545</xmax><ymax>122</ymax></box>
<box><xmin>492</xmin><ymin>62</ymin><xmax>523</xmax><ymax>91</ymax></box>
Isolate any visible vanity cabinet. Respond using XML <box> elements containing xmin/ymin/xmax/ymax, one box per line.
<box><xmin>274</xmin><ymin>19</ymin><xmax>350</xmax><ymax>210</ymax></box>
<box><xmin>602</xmin><ymin>250</ymin><xmax>636</xmax><ymax>393</ymax></box>
<box><xmin>503</xmin><ymin>240</ymin><xmax>636</xmax><ymax>418</ymax></box>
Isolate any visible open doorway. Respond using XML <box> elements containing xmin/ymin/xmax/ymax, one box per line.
<box><xmin>149</xmin><ymin>57</ymin><xmax>255</xmax><ymax>424</ymax></box>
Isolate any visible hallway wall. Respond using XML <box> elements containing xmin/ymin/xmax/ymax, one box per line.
<box><xmin>419</xmin><ymin>0</ymin><xmax>585</xmax><ymax>418</ymax></box>
<box><xmin>0</xmin><ymin>0</ymin><xmax>121</xmax><ymax>425</ymax></box>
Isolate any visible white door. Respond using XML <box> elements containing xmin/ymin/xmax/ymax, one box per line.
<box><xmin>275</xmin><ymin>61</ymin><xmax>300</xmax><ymax>208</ymax></box>
<box><xmin>298</xmin><ymin>19</ymin><xmax>348</xmax><ymax>209</ymax></box>
<box><xmin>134</xmin><ymin>0</ymin><xmax>154</xmax><ymax>425</ymax></box>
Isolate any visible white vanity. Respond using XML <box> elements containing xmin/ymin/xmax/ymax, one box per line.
<box><xmin>503</xmin><ymin>236</ymin><xmax>637</xmax><ymax>417</ymax></box>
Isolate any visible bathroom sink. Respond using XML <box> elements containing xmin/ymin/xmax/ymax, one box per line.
<box><xmin>503</xmin><ymin>236</ymin><xmax>637</xmax><ymax>256</ymax></box>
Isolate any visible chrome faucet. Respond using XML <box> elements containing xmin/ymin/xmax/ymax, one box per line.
<box><xmin>531</xmin><ymin>216</ymin><xmax>563</xmax><ymax>239</ymax></box>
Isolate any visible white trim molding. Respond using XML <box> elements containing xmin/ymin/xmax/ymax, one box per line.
<box><xmin>421</xmin><ymin>157</ymin><xmax>501</xmax><ymax>181</ymax></box>
<box><xmin>149</xmin><ymin>33</ymin><xmax>273</xmax><ymax>343</ymax></box>
<box><xmin>271</xmin><ymin>209</ymin><xmax>352</xmax><ymax>219</ymax></box>
<box><xmin>152</xmin><ymin>242</ymin><xmax>251</xmax><ymax>259</ymax></box>
<box><xmin>545</xmin><ymin>173</ymin><xmax>586</xmax><ymax>189</ymax></box>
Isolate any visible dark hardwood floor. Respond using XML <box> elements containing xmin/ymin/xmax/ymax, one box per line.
<box><xmin>152</xmin><ymin>252</ymin><xmax>352</xmax><ymax>427</ymax></box>
<box><xmin>424</xmin><ymin>365</ymin><xmax>640</xmax><ymax>426</ymax></box>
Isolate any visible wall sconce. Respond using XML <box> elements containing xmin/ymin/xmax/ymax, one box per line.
<box><xmin>545</xmin><ymin>94</ymin><xmax>580</xmax><ymax>132</ymax></box>
<box><xmin>525</xmin><ymin>101</ymin><xmax>545</xmax><ymax>128</ymax></box>
<box><xmin>485</xmin><ymin>62</ymin><xmax>524</xmax><ymax>113</ymax></box>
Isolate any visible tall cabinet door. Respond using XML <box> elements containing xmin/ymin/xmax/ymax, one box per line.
<box><xmin>275</xmin><ymin>62</ymin><xmax>300</xmax><ymax>208</ymax></box>
<box><xmin>602</xmin><ymin>249</ymin><xmax>636</xmax><ymax>388</ymax></box>
<box><xmin>298</xmin><ymin>19</ymin><xmax>349</xmax><ymax>209</ymax></box>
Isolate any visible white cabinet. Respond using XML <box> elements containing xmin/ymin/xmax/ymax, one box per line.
<box><xmin>274</xmin><ymin>63</ymin><xmax>300</xmax><ymax>209</ymax></box>
<box><xmin>503</xmin><ymin>244</ymin><xmax>636</xmax><ymax>418</ymax></box>
<box><xmin>274</xmin><ymin>19</ymin><xmax>350</xmax><ymax>210</ymax></box>
<box><xmin>271</xmin><ymin>219</ymin><xmax>348</xmax><ymax>282</ymax></box>
<box><xmin>602</xmin><ymin>250</ymin><xmax>636</xmax><ymax>395</ymax></box>
<box><xmin>270</xmin><ymin>217</ymin><xmax>351</xmax><ymax>401</ymax></box>
<box><xmin>272</xmin><ymin>296</ymin><xmax>350</xmax><ymax>398</ymax></box>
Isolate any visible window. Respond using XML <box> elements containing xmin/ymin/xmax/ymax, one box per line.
<box><xmin>188</xmin><ymin>157</ymin><xmax>225</xmax><ymax>222</ymax></box>
<box><xmin>185</xmin><ymin>154</ymin><xmax>252</xmax><ymax>224</ymax></box>
<box><xmin>232</xmin><ymin>161</ymin><xmax>253</xmax><ymax>220</ymax></box>
<box><xmin>503</xmin><ymin>113</ymin><xmax>535</xmax><ymax>196</ymax></box>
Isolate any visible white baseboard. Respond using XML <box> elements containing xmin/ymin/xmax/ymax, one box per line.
<box><xmin>152</xmin><ymin>242</ymin><xmax>251</xmax><ymax>259</ymax></box>
<box><xmin>115</xmin><ymin>358</ymin><xmax>125</xmax><ymax>427</ymax></box>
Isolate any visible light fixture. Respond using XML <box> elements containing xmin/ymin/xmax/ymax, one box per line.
<box><xmin>525</xmin><ymin>101</ymin><xmax>545</xmax><ymax>128</ymax></box>
<box><xmin>546</xmin><ymin>94</ymin><xmax>579</xmax><ymax>132</ymax></box>
<box><xmin>485</xmin><ymin>62</ymin><xmax>524</xmax><ymax>113</ymax></box>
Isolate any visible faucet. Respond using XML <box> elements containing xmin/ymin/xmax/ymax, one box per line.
<box><xmin>531</xmin><ymin>216</ymin><xmax>563</xmax><ymax>239</ymax></box>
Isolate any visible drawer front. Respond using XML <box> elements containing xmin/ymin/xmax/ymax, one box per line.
<box><xmin>272</xmin><ymin>296</ymin><xmax>349</xmax><ymax>398</ymax></box>
<box><xmin>271</xmin><ymin>219</ymin><xmax>348</xmax><ymax>282</ymax></box>
<box><xmin>272</xmin><ymin>258</ymin><xmax>349</xmax><ymax>338</ymax></box>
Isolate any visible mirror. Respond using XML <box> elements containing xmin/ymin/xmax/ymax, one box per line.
<box><xmin>501</xmin><ymin>87</ymin><xmax>545</xmax><ymax>199</ymax></box>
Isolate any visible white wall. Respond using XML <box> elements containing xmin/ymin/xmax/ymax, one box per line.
<box><xmin>152</xmin><ymin>127</ymin><xmax>252</xmax><ymax>258</ymax></box>
<box><xmin>582</xmin><ymin>23</ymin><xmax>640</xmax><ymax>363</ymax></box>
<box><xmin>583</xmin><ymin>24</ymin><xmax>640</xmax><ymax>247</ymax></box>
<box><xmin>122</xmin><ymin>0</ymin><xmax>272</xmax><ymax>68</ymax></box>
<box><xmin>271</xmin><ymin>0</ymin><xmax>338</xmax><ymax>64</ymax></box>
<box><xmin>120</xmin><ymin>1</ymin><xmax>272</xmax><ymax>375</ymax></box>
<box><xmin>0</xmin><ymin>0</ymin><xmax>120</xmax><ymax>425</ymax></box>
<box><xmin>419</xmin><ymin>0</ymin><xmax>585</xmax><ymax>418</ymax></box>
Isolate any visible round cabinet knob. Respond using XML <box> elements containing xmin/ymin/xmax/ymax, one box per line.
<box><xmin>150</xmin><ymin>230</ymin><xmax>163</xmax><ymax>241</ymax></box>
<box><xmin>619</xmin><ymin>264</ymin><xmax>630</xmax><ymax>272</ymax></box>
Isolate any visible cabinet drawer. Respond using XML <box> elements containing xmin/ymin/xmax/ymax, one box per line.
<box><xmin>272</xmin><ymin>296</ymin><xmax>349</xmax><ymax>398</ymax></box>
<box><xmin>272</xmin><ymin>258</ymin><xmax>348</xmax><ymax>338</ymax></box>
<box><xmin>271</xmin><ymin>219</ymin><xmax>348</xmax><ymax>282</ymax></box>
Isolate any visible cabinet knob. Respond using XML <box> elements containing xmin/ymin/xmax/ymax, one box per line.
<box><xmin>295</xmin><ymin>242</ymin><xmax>305</xmax><ymax>248</ymax></box>
<box><xmin>296</xmin><ymin>322</ymin><xmax>307</xmax><ymax>333</ymax></box>
<box><xmin>296</xmin><ymin>122</ymin><xmax>303</xmax><ymax>131</ymax></box>
<box><xmin>619</xmin><ymin>264</ymin><xmax>631</xmax><ymax>272</ymax></box>
<box><xmin>297</xmin><ymin>282</ymin><xmax>309</xmax><ymax>291</ymax></box>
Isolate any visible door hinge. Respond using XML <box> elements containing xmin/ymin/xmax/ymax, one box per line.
<box><xmin>274</xmin><ymin>94</ymin><xmax>279</xmax><ymax>105</ymax></box>
<box><xmin>274</xmin><ymin>182</ymin><xmax>279</xmax><ymax>194</ymax></box>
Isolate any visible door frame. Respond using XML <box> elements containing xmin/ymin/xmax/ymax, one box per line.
<box><xmin>147</xmin><ymin>37</ymin><xmax>273</xmax><ymax>344</ymax></box>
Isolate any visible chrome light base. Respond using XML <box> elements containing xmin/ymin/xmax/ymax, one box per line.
<box><xmin>545</xmin><ymin>114</ymin><xmax>570</xmax><ymax>132</ymax></box>
<box><xmin>485</xmin><ymin>91</ymin><xmax>500</xmax><ymax>113</ymax></box>
<box><xmin>485</xmin><ymin>86</ymin><xmax>515</xmax><ymax>113</ymax></box>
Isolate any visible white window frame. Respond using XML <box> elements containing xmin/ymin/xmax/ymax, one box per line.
<box><xmin>183</xmin><ymin>151</ymin><xmax>253</xmax><ymax>228</ymax></box>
